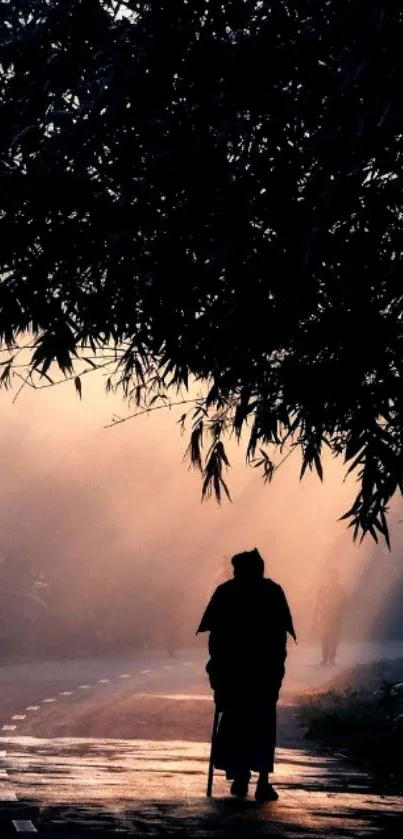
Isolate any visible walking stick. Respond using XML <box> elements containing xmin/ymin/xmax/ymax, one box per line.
<box><xmin>206</xmin><ymin>704</ymin><xmax>220</xmax><ymax>798</ymax></box>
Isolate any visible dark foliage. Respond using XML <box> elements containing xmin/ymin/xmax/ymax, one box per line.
<box><xmin>1</xmin><ymin>1</ymin><xmax>403</xmax><ymax>542</ymax></box>
<box><xmin>299</xmin><ymin>660</ymin><xmax>403</xmax><ymax>793</ymax></box>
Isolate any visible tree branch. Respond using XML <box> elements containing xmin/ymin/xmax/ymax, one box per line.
<box><xmin>104</xmin><ymin>397</ymin><xmax>200</xmax><ymax>428</ymax></box>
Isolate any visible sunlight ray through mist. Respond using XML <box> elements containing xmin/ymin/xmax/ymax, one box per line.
<box><xmin>0</xmin><ymin>374</ymin><xmax>402</xmax><ymax>661</ymax></box>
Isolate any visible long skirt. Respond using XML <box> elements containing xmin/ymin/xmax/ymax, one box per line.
<box><xmin>213</xmin><ymin>701</ymin><xmax>277</xmax><ymax>778</ymax></box>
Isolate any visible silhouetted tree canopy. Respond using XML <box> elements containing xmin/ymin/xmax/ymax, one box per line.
<box><xmin>1</xmin><ymin>1</ymin><xmax>402</xmax><ymax>544</ymax></box>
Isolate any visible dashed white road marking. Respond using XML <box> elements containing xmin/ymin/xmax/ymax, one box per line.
<box><xmin>2</xmin><ymin>659</ymin><xmax>175</xmax><ymax>834</ymax></box>
<box><xmin>2</xmin><ymin>661</ymin><xmax>176</xmax><ymax>836</ymax></box>
<box><xmin>12</xmin><ymin>819</ymin><xmax>38</xmax><ymax>833</ymax></box>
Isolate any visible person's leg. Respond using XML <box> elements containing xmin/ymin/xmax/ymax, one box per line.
<box><xmin>254</xmin><ymin>703</ymin><xmax>279</xmax><ymax>801</ymax></box>
<box><xmin>321</xmin><ymin>632</ymin><xmax>329</xmax><ymax>665</ymax></box>
<box><xmin>328</xmin><ymin>623</ymin><xmax>341</xmax><ymax>664</ymax></box>
<box><xmin>230</xmin><ymin>771</ymin><xmax>251</xmax><ymax>797</ymax></box>
<box><xmin>217</xmin><ymin>706</ymin><xmax>250</xmax><ymax>796</ymax></box>
<box><xmin>255</xmin><ymin>771</ymin><xmax>279</xmax><ymax>801</ymax></box>
<box><xmin>230</xmin><ymin>710</ymin><xmax>250</xmax><ymax>796</ymax></box>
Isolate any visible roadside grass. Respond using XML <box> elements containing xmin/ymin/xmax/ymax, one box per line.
<box><xmin>297</xmin><ymin>658</ymin><xmax>403</xmax><ymax>793</ymax></box>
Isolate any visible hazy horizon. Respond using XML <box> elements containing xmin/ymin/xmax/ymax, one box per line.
<box><xmin>0</xmin><ymin>371</ymin><xmax>402</xmax><ymax>658</ymax></box>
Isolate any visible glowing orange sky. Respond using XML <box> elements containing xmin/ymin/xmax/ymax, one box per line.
<box><xmin>0</xmin><ymin>370</ymin><xmax>399</xmax><ymax>642</ymax></box>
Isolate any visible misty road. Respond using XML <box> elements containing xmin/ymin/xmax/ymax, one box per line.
<box><xmin>1</xmin><ymin>642</ymin><xmax>403</xmax><ymax>836</ymax></box>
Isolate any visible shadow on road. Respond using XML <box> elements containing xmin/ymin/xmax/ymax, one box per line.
<box><xmin>3</xmin><ymin>793</ymin><xmax>402</xmax><ymax>838</ymax></box>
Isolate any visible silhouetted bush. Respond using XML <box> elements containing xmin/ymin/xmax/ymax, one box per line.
<box><xmin>299</xmin><ymin>659</ymin><xmax>403</xmax><ymax>793</ymax></box>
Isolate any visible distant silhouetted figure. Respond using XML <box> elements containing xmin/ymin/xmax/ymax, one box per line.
<box><xmin>314</xmin><ymin>568</ymin><xmax>347</xmax><ymax>666</ymax></box>
<box><xmin>197</xmin><ymin>548</ymin><xmax>296</xmax><ymax>801</ymax></box>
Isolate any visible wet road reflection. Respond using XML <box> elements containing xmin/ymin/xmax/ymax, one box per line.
<box><xmin>1</xmin><ymin>645</ymin><xmax>403</xmax><ymax>835</ymax></box>
<box><xmin>3</xmin><ymin>736</ymin><xmax>402</xmax><ymax>836</ymax></box>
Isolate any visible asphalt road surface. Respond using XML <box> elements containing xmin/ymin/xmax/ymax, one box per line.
<box><xmin>1</xmin><ymin>641</ymin><xmax>403</xmax><ymax>837</ymax></box>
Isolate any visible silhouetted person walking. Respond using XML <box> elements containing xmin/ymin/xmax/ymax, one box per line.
<box><xmin>197</xmin><ymin>548</ymin><xmax>296</xmax><ymax>801</ymax></box>
<box><xmin>314</xmin><ymin>568</ymin><xmax>346</xmax><ymax>666</ymax></box>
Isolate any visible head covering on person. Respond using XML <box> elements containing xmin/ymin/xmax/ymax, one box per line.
<box><xmin>197</xmin><ymin>548</ymin><xmax>296</xmax><ymax>641</ymax></box>
<box><xmin>231</xmin><ymin>548</ymin><xmax>265</xmax><ymax>579</ymax></box>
